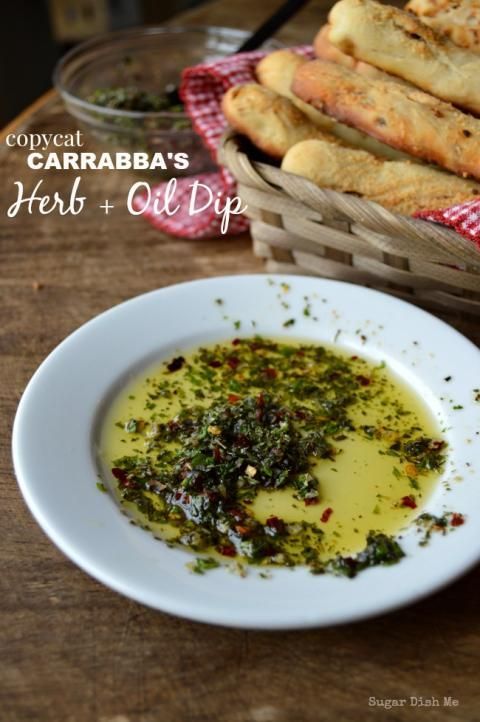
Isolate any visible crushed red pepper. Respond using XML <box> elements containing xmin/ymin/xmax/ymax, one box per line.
<box><xmin>320</xmin><ymin>507</ymin><xmax>334</xmax><ymax>523</ymax></box>
<box><xmin>356</xmin><ymin>375</ymin><xmax>371</xmax><ymax>387</ymax></box>
<box><xmin>400</xmin><ymin>495</ymin><xmax>417</xmax><ymax>509</ymax></box>
<box><xmin>451</xmin><ymin>513</ymin><xmax>465</xmax><ymax>527</ymax></box>
<box><xmin>217</xmin><ymin>544</ymin><xmax>237</xmax><ymax>557</ymax></box>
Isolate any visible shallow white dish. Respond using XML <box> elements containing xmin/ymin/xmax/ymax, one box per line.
<box><xmin>12</xmin><ymin>275</ymin><xmax>480</xmax><ymax>629</ymax></box>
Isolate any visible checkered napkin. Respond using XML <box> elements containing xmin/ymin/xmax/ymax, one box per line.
<box><xmin>417</xmin><ymin>202</ymin><xmax>480</xmax><ymax>248</ymax></box>
<box><xmin>132</xmin><ymin>47</ymin><xmax>312</xmax><ymax>239</ymax></box>
<box><xmin>134</xmin><ymin>47</ymin><xmax>480</xmax><ymax>248</ymax></box>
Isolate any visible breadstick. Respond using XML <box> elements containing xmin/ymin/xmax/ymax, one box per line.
<box><xmin>293</xmin><ymin>59</ymin><xmax>480</xmax><ymax>180</ymax></box>
<box><xmin>405</xmin><ymin>0</ymin><xmax>480</xmax><ymax>54</ymax></box>
<box><xmin>328</xmin><ymin>0</ymin><xmax>480</xmax><ymax>115</ymax></box>
<box><xmin>314</xmin><ymin>24</ymin><xmax>395</xmax><ymax>81</ymax></box>
<box><xmin>256</xmin><ymin>50</ymin><xmax>411</xmax><ymax>161</ymax></box>
<box><xmin>314</xmin><ymin>24</ymin><xmax>356</xmax><ymax>68</ymax></box>
<box><xmin>221</xmin><ymin>84</ymin><xmax>339</xmax><ymax>159</ymax></box>
<box><xmin>257</xmin><ymin>50</ymin><xmax>336</xmax><ymax>131</ymax></box>
<box><xmin>281</xmin><ymin>139</ymin><xmax>480</xmax><ymax>215</ymax></box>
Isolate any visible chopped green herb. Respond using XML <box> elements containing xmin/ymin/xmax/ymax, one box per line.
<box><xmin>328</xmin><ymin>532</ymin><xmax>405</xmax><ymax>578</ymax></box>
<box><xmin>86</xmin><ymin>86</ymin><xmax>185</xmax><ymax>113</ymax></box>
<box><xmin>188</xmin><ymin>557</ymin><xmax>220</xmax><ymax>574</ymax></box>
<box><xmin>416</xmin><ymin>511</ymin><xmax>465</xmax><ymax>546</ymax></box>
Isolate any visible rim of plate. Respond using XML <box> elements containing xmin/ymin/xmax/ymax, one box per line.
<box><xmin>11</xmin><ymin>275</ymin><xmax>480</xmax><ymax>629</ymax></box>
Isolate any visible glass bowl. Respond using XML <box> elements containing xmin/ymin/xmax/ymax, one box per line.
<box><xmin>54</xmin><ymin>26</ymin><xmax>282</xmax><ymax>177</ymax></box>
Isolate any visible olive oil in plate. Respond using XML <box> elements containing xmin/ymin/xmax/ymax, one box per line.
<box><xmin>99</xmin><ymin>337</ymin><xmax>446</xmax><ymax>575</ymax></box>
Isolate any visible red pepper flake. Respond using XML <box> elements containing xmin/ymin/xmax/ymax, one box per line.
<box><xmin>234</xmin><ymin>524</ymin><xmax>250</xmax><ymax>537</ymax></box>
<box><xmin>166</xmin><ymin>356</ymin><xmax>185</xmax><ymax>372</ymax></box>
<box><xmin>208</xmin><ymin>359</ymin><xmax>222</xmax><ymax>368</ymax></box>
<box><xmin>305</xmin><ymin>497</ymin><xmax>319</xmax><ymax>506</ymax></box>
<box><xmin>229</xmin><ymin>507</ymin><xmax>246</xmax><ymax>522</ymax></box>
<box><xmin>111</xmin><ymin>467</ymin><xmax>126</xmax><ymax>482</ymax></box>
<box><xmin>264</xmin><ymin>367</ymin><xmax>277</xmax><ymax>379</ymax></box>
<box><xmin>231</xmin><ymin>338</ymin><xmax>241</xmax><ymax>346</ymax></box>
<box><xmin>266</xmin><ymin>515</ymin><xmax>286</xmax><ymax>534</ymax></box>
<box><xmin>320</xmin><ymin>507</ymin><xmax>333</xmax><ymax>523</ymax></box>
<box><xmin>173</xmin><ymin>491</ymin><xmax>191</xmax><ymax>504</ymax></box>
<box><xmin>217</xmin><ymin>544</ymin><xmax>237</xmax><ymax>557</ymax></box>
<box><xmin>228</xmin><ymin>393</ymin><xmax>241</xmax><ymax>404</ymax></box>
<box><xmin>400</xmin><ymin>495</ymin><xmax>417</xmax><ymax>509</ymax></box>
<box><xmin>351</xmin><ymin>355</ymin><xmax>358</xmax><ymax>360</ymax></box>
<box><xmin>213</xmin><ymin>446</ymin><xmax>223</xmax><ymax>463</ymax></box>
<box><xmin>227</xmin><ymin>356</ymin><xmax>239</xmax><ymax>370</ymax></box>
<box><xmin>255</xmin><ymin>392</ymin><xmax>265</xmax><ymax>421</ymax></box>
<box><xmin>295</xmin><ymin>409</ymin><xmax>307</xmax><ymax>420</ymax></box>
<box><xmin>111</xmin><ymin>467</ymin><xmax>130</xmax><ymax>487</ymax></box>
<box><xmin>356</xmin><ymin>375</ymin><xmax>371</xmax><ymax>386</ymax></box>
<box><xmin>451</xmin><ymin>513</ymin><xmax>465</xmax><ymax>527</ymax></box>
<box><xmin>431</xmin><ymin>440</ymin><xmax>445</xmax><ymax>450</ymax></box>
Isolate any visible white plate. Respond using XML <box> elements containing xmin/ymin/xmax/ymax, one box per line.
<box><xmin>12</xmin><ymin>275</ymin><xmax>480</xmax><ymax>629</ymax></box>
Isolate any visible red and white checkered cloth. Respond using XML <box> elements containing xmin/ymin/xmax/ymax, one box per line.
<box><xmin>132</xmin><ymin>47</ymin><xmax>312</xmax><ymax>239</ymax></box>
<box><xmin>134</xmin><ymin>47</ymin><xmax>480</xmax><ymax>248</ymax></box>
<box><xmin>417</xmin><ymin>202</ymin><xmax>480</xmax><ymax>248</ymax></box>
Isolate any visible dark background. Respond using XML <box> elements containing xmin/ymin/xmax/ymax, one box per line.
<box><xmin>0</xmin><ymin>0</ymin><xmax>208</xmax><ymax>126</ymax></box>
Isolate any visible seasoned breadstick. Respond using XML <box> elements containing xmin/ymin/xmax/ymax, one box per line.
<box><xmin>314</xmin><ymin>24</ymin><xmax>356</xmax><ymax>68</ymax></box>
<box><xmin>314</xmin><ymin>24</ymin><xmax>396</xmax><ymax>81</ymax></box>
<box><xmin>293</xmin><ymin>59</ymin><xmax>480</xmax><ymax>180</ymax></box>
<box><xmin>329</xmin><ymin>0</ymin><xmax>480</xmax><ymax>115</ymax></box>
<box><xmin>257</xmin><ymin>50</ymin><xmax>335</xmax><ymax>131</ymax></box>
<box><xmin>221</xmin><ymin>84</ymin><xmax>339</xmax><ymax>159</ymax></box>
<box><xmin>405</xmin><ymin>0</ymin><xmax>480</xmax><ymax>54</ymax></box>
<box><xmin>256</xmin><ymin>50</ymin><xmax>411</xmax><ymax>161</ymax></box>
<box><xmin>281</xmin><ymin>139</ymin><xmax>480</xmax><ymax>215</ymax></box>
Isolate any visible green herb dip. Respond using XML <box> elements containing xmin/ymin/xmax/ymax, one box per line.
<box><xmin>99</xmin><ymin>337</ymin><xmax>447</xmax><ymax>577</ymax></box>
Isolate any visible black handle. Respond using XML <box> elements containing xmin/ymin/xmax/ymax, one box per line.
<box><xmin>235</xmin><ymin>0</ymin><xmax>312</xmax><ymax>53</ymax></box>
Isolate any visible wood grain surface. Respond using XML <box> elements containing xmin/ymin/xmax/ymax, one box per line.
<box><xmin>1</xmin><ymin>1</ymin><xmax>478</xmax><ymax>721</ymax></box>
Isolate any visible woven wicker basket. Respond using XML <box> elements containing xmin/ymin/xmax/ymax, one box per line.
<box><xmin>220</xmin><ymin>131</ymin><xmax>480</xmax><ymax>316</ymax></box>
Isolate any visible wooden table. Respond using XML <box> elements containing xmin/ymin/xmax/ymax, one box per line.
<box><xmin>1</xmin><ymin>1</ymin><xmax>478</xmax><ymax>720</ymax></box>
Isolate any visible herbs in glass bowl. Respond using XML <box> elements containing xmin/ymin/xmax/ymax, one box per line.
<box><xmin>54</xmin><ymin>26</ymin><xmax>282</xmax><ymax>177</ymax></box>
<box><xmin>85</xmin><ymin>86</ymin><xmax>190</xmax><ymax>130</ymax></box>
